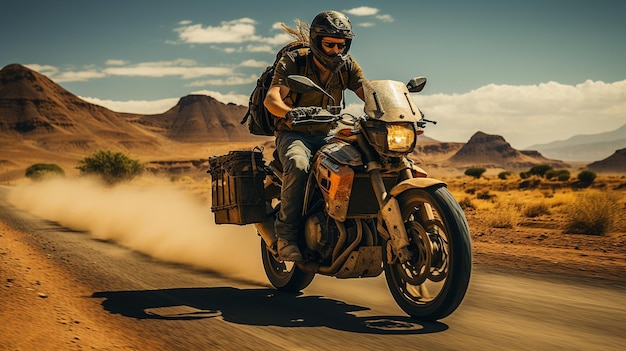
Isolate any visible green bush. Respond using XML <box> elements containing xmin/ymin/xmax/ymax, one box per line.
<box><xmin>577</xmin><ymin>170</ymin><xmax>597</xmax><ymax>186</ymax></box>
<box><xmin>498</xmin><ymin>171</ymin><xmax>512</xmax><ymax>180</ymax></box>
<box><xmin>545</xmin><ymin>169</ymin><xmax>571</xmax><ymax>181</ymax></box>
<box><xmin>519</xmin><ymin>171</ymin><xmax>531</xmax><ymax>179</ymax></box>
<box><xmin>465</xmin><ymin>167</ymin><xmax>486</xmax><ymax>179</ymax></box>
<box><xmin>25</xmin><ymin>163</ymin><xmax>65</xmax><ymax>180</ymax></box>
<box><xmin>476</xmin><ymin>190</ymin><xmax>496</xmax><ymax>200</ymax></box>
<box><xmin>529</xmin><ymin>164</ymin><xmax>553</xmax><ymax>177</ymax></box>
<box><xmin>76</xmin><ymin>150</ymin><xmax>143</xmax><ymax>185</ymax></box>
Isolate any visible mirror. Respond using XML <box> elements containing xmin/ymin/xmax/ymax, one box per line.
<box><xmin>287</xmin><ymin>75</ymin><xmax>336</xmax><ymax>103</ymax></box>
<box><xmin>287</xmin><ymin>75</ymin><xmax>321</xmax><ymax>93</ymax></box>
<box><xmin>406</xmin><ymin>77</ymin><xmax>427</xmax><ymax>93</ymax></box>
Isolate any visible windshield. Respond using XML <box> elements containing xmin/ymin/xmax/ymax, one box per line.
<box><xmin>362</xmin><ymin>80</ymin><xmax>419</xmax><ymax>122</ymax></box>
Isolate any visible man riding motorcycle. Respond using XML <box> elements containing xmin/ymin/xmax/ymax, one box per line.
<box><xmin>264</xmin><ymin>10</ymin><xmax>366</xmax><ymax>261</ymax></box>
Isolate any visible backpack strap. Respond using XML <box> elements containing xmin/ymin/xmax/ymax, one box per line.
<box><xmin>287</xmin><ymin>48</ymin><xmax>309</xmax><ymax>107</ymax></box>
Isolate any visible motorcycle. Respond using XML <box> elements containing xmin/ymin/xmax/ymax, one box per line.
<box><xmin>208</xmin><ymin>75</ymin><xmax>472</xmax><ymax>320</ymax></box>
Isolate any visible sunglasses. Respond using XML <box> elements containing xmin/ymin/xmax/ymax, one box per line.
<box><xmin>321</xmin><ymin>41</ymin><xmax>347</xmax><ymax>50</ymax></box>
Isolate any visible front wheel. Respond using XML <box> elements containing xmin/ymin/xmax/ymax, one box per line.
<box><xmin>261</xmin><ymin>238</ymin><xmax>315</xmax><ymax>292</ymax></box>
<box><xmin>383</xmin><ymin>185</ymin><xmax>472</xmax><ymax>320</ymax></box>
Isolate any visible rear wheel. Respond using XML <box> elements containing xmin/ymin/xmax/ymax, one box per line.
<box><xmin>383</xmin><ymin>185</ymin><xmax>472</xmax><ymax>320</ymax></box>
<box><xmin>261</xmin><ymin>238</ymin><xmax>315</xmax><ymax>292</ymax></box>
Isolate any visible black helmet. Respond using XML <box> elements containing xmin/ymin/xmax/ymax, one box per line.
<box><xmin>310</xmin><ymin>10</ymin><xmax>354</xmax><ymax>72</ymax></box>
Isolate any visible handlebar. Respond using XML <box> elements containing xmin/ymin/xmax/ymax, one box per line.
<box><xmin>289</xmin><ymin>106</ymin><xmax>344</xmax><ymax>126</ymax></box>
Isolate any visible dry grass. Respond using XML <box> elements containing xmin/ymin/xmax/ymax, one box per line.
<box><xmin>446</xmin><ymin>175</ymin><xmax>626</xmax><ymax>235</ymax></box>
<box><xmin>562</xmin><ymin>190</ymin><xmax>620</xmax><ymax>235</ymax></box>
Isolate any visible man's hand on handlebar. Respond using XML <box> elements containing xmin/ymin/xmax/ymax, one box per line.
<box><xmin>285</xmin><ymin>107</ymin><xmax>322</xmax><ymax>122</ymax></box>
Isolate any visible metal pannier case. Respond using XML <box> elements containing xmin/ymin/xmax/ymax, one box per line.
<box><xmin>208</xmin><ymin>150</ymin><xmax>266</xmax><ymax>225</ymax></box>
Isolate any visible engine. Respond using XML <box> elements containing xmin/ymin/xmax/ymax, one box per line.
<box><xmin>303</xmin><ymin>211</ymin><xmax>337</xmax><ymax>260</ymax></box>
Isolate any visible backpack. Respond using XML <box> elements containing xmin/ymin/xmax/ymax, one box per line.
<box><xmin>240</xmin><ymin>41</ymin><xmax>309</xmax><ymax>136</ymax></box>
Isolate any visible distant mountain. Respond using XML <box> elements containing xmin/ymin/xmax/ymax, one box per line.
<box><xmin>587</xmin><ymin>148</ymin><xmax>626</xmax><ymax>173</ymax></box>
<box><xmin>526</xmin><ymin>124</ymin><xmax>626</xmax><ymax>162</ymax></box>
<box><xmin>449</xmin><ymin>131</ymin><xmax>569</xmax><ymax>170</ymax></box>
<box><xmin>0</xmin><ymin>64</ymin><xmax>257</xmax><ymax>152</ymax></box>
<box><xmin>135</xmin><ymin>94</ymin><xmax>251</xmax><ymax>142</ymax></box>
<box><xmin>0</xmin><ymin>63</ymin><xmax>160</xmax><ymax>149</ymax></box>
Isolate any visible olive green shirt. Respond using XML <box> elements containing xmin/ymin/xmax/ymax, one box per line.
<box><xmin>270</xmin><ymin>50</ymin><xmax>365</xmax><ymax>134</ymax></box>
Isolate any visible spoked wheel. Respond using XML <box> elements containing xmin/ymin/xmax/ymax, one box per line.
<box><xmin>261</xmin><ymin>238</ymin><xmax>315</xmax><ymax>292</ymax></box>
<box><xmin>383</xmin><ymin>184</ymin><xmax>472</xmax><ymax>320</ymax></box>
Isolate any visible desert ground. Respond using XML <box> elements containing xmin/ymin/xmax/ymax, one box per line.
<box><xmin>1</xmin><ymin>141</ymin><xmax>625</xmax><ymax>349</ymax></box>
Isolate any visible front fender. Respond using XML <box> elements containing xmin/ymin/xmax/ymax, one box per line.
<box><xmin>388</xmin><ymin>178</ymin><xmax>446</xmax><ymax>197</ymax></box>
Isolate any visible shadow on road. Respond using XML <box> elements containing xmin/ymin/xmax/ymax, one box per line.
<box><xmin>92</xmin><ymin>287</ymin><xmax>448</xmax><ymax>334</ymax></box>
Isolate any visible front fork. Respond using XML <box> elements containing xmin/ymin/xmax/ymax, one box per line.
<box><xmin>357</xmin><ymin>136</ymin><xmax>414</xmax><ymax>263</ymax></box>
<box><xmin>368</xmin><ymin>163</ymin><xmax>414</xmax><ymax>263</ymax></box>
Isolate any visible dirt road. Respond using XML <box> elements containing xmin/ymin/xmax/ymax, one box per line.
<box><xmin>1</xmin><ymin>185</ymin><xmax>625</xmax><ymax>350</ymax></box>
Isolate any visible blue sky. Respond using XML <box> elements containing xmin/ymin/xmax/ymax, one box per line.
<box><xmin>1</xmin><ymin>0</ymin><xmax>625</xmax><ymax>148</ymax></box>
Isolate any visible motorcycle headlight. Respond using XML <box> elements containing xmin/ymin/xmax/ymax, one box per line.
<box><xmin>387</xmin><ymin>124</ymin><xmax>416</xmax><ymax>152</ymax></box>
<box><xmin>362</xmin><ymin>121</ymin><xmax>417</xmax><ymax>156</ymax></box>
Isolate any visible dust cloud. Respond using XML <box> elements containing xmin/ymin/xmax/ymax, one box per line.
<box><xmin>7</xmin><ymin>177</ymin><xmax>268</xmax><ymax>285</ymax></box>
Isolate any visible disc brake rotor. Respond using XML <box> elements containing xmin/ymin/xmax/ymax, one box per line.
<box><xmin>425</xmin><ymin>221</ymin><xmax>449</xmax><ymax>282</ymax></box>
<box><xmin>396</xmin><ymin>221</ymin><xmax>432</xmax><ymax>286</ymax></box>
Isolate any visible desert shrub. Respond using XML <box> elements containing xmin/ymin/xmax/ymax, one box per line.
<box><xmin>25</xmin><ymin>163</ymin><xmax>65</xmax><ymax>180</ymax></box>
<box><xmin>486</xmin><ymin>199</ymin><xmax>519</xmax><ymax>228</ymax></box>
<box><xmin>465</xmin><ymin>167</ymin><xmax>486</xmax><ymax>179</ymax></box>
<box><xmin>458</xmin><ymin>197</ymin><xmax>475</xmax><ymax>210</ymax></box>
<box><xmin>76</xmin><ymin>150</ymin><xmax>143</xmax><ymax>185</ymax></box>
<box><xmin>476</xmin><ymin>191</ymin><xmax>495</xmax><ymax>200</ymax></box>
<box><xmin>498</xmin><ymin>171</ymin><xmax>512</xmax><ymax>180</ymax></box>
<box><xmin>519</xmin><ymin>171</ymin><xmax>531</xmax><ymax>179</ymax></box>
<box><xmin>563</xmin><ymin>191</ymin><xmax>618</xmax><ymax>235</ymax></box>
<box><xmin>519</xmin><ymin>178</ymin><xmax>541</xmax><ymax>189</ymax></box>
<box><xmin>529</xmin><ymin>164</ymin><xmax>553</xmax><ymax>178</ymax></box>
<box><xmin>577</xmin><ymin>170</ymin><xmax>597</xmax><ymax>186</ymax></box>
<box><xmin>523</xmin><ymin>202</ymin><xmax>551</xmax><ymax>218</ymax></box>
<box><xmin>545</xmin><ymin>169</ymin><xmax>570</xmax><ymax>181</ymax></box>
<box><xmin>464</xmin><ymin>188</ymin><xmax>476</xmax><ymax>195</ymax></box>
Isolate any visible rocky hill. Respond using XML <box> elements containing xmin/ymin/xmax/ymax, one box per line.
<box><xmin>448</xmin><ymin>131</ymin><xmax>569</xmax><ymax>170</ymax></box>
<box><xmin>135</xmin><ymin>94</ymin><xmax>251</xmax><ymax>143</ymax></box>
<box><xmin>0</xmin><ymin>64</ymin><xmax>261</xmax><ymax>146</ymax></box>
<box><xmin>0</xmin><ymin>63</ymin><xmax>161</xmax><ymax>151</ymax></box>
<box><xmin>588</xmin><ymin>148</ymin><xmax>626</xmax><ymax>173</ymax></box>
<box><xmin>0</xmin><ymin>64</ymin><xmax>268</xmax><ymax>179</ymax></box>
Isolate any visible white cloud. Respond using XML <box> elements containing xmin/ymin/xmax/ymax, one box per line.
<box><xmin>345</xmin><ymin>7</ymin><xmax>380</xmax><ymax>16</ymax></box>
<box><xmin>376</xmin><ymin>14</ymin><xmax>394</xmax><ymax>23</ymax></box>
<box><xmin>29</xmin><ymin>60</ymin><xmax>234</xmax><ymax>82</ymax></box>
<box><xmin>53</xmin><ymin>70</ymin><xmax>107</xmax><ymax>82</ymax></box>
<box><xmin>343</xmin><ymin>7</ymin><xmax>394</xmax><ymax>25</ymax></box>
<box><xmin>175</xmin><ymin>18</ymin><xmax>259</xmax><ymax>44</ymax></box>
<box><xmin>358</xmin><ymin>22</ymin><xmax>376</xmax><ymax>28</ymax></box>
<box><xmin>24</xmin><ymin>64</ymin><xmax>59</xmax><ymax>76</ymax></box>
<box><xmin>80</xmin><ymin>96</ymin><xmax>179</xmax><ymax>114</ymax></box>
<box><xmin>186</xmin><ymin>74</ymin><xmax>258</xmax><ymax>87</ymax></box>
<box><xmin>173</xmin><ymin>18</ymin><xmax>291</xmax><ymax>52</ymax></box>
<box><xmin>260</xmin><ymin>33</ymin><xmax>292</xmax><ymax>46</ymax></box>
<box><xmin>416</xmin><ymin>79</ymin><xmax>626</xmax><ymax>148</ymax></box>
<box><xmin>105</xmin><ymin>59</ymin><xmax>127</xmax><ymax>66</ymax></box>
<box><xmin>102</xmin><ymin>60</ymin><xmax>233</xmax><ymax>79</ymax></box>
<box><xmin>245</xmin><ymin>44</ymin><xmax>275</xmax><ymax>53</ymax></box>
<box><xmin>239</xmin><ymin>59</ymin><xmax>269</xmax><ymax>68</ymax></box>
